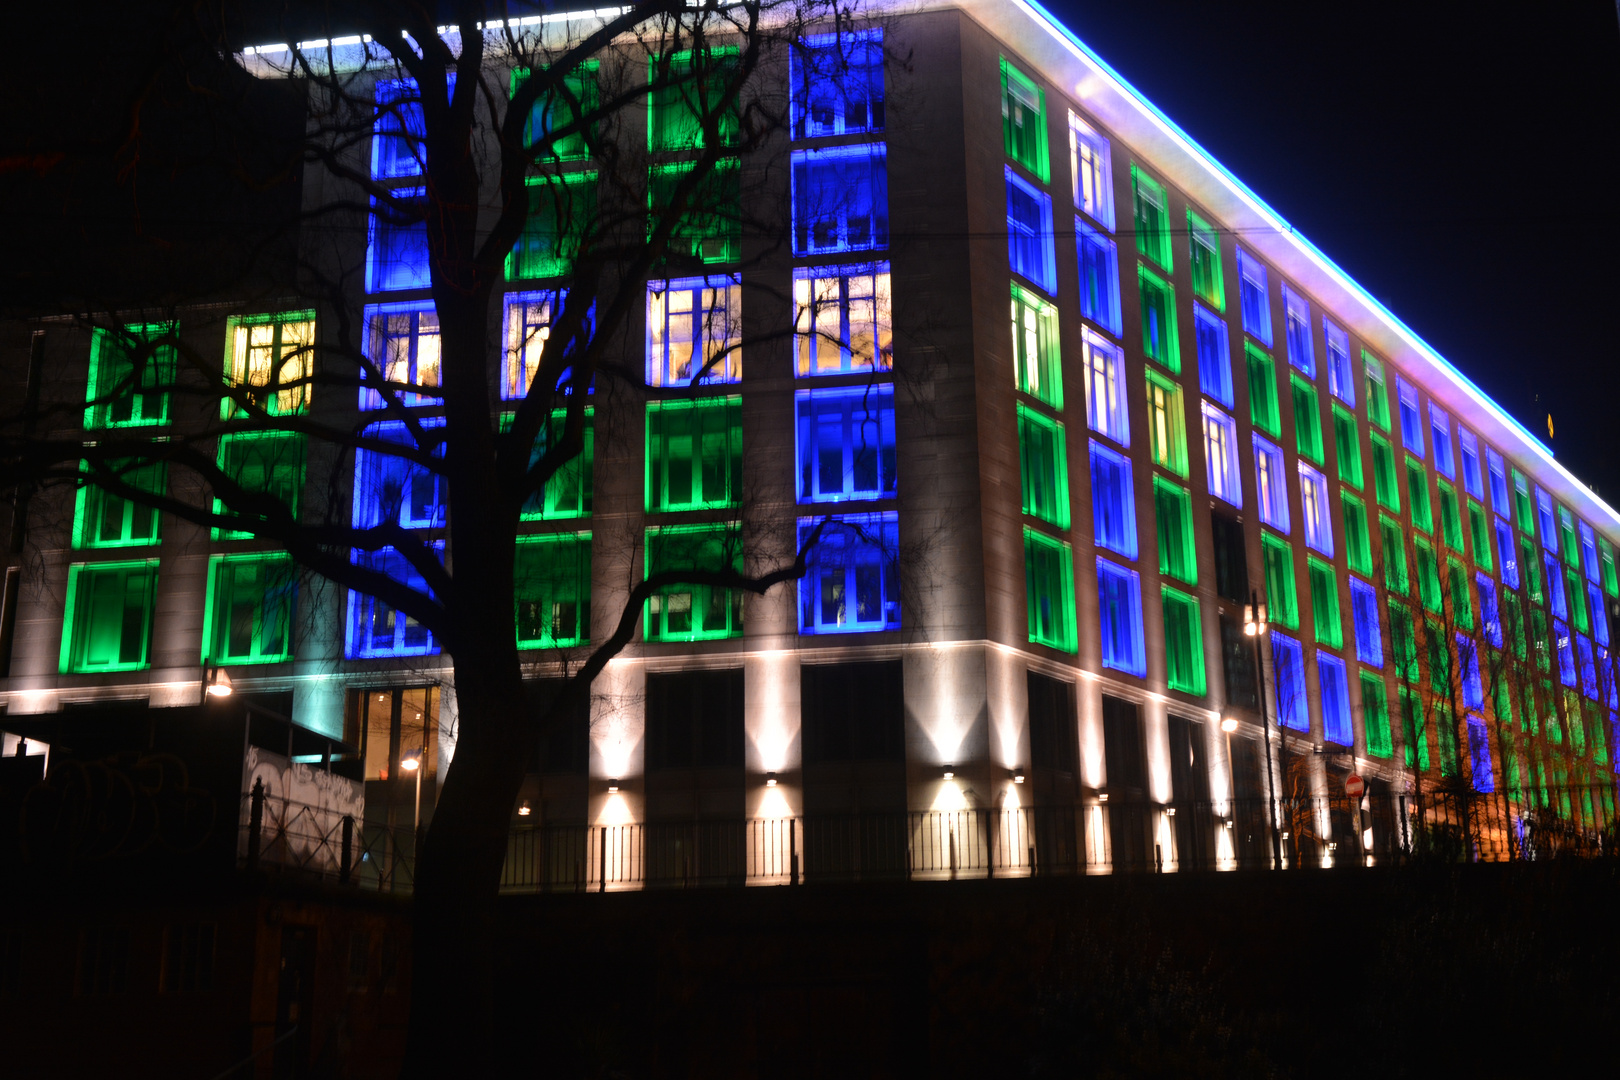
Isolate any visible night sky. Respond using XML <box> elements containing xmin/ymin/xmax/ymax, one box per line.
<box><xmin>1044</xmin><ymin>0</ymin><xmax>1620</xmax><ymax>500</ymax></box>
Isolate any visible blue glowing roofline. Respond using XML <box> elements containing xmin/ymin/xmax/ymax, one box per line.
<box><xmin>995</xmin><ymin>0</ymin><xmax>1619</xmax><ymax>532</ymax></box>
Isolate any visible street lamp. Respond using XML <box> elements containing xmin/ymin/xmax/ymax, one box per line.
<box><xmin>1245</xmin><ymin>590</ymin><xmax>1284</xmax><ymax>872</ymax></box>
<box><xmin>1219</xmin><ymin>715</ymin><xmax>1239</xmax><ymax>826</ymax></box>
<box><xmin>400</xmin><ymin>748</ymin><xmax>423</xmax><ymax>834</ymax></box>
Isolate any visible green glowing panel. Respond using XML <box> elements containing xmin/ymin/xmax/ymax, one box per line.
<box><xmin>1162</xmin><ymin>585</ymin><xmax>1205</xmax><ymax>696</ymax></box>
<box><xmin>73</xmin><ymin>460</ymin><xmax>164</xmax><ymax>549</ymax></box>
<box><xmin>649</xmin><ymin>48</ymin><xmax>740</xmax><ymax>151</ymax></box>
<box><xmin>507</xmin><ymin>171</ymin><xmax>598</xmax><ymax>281</ymax></box>
<box><xmin>1154</xmin><ymin>478</ymin><xmax>1196</xmax><ymax>584</ymax></box>
<box><xmin>515</xmin><ymin>531</ymin><xmax>591</xmax><ymax>649</ymax></box>
<box><xmin>1001</xmin><ymin>59</ymin><xmax>1050</xmax><ymax>182</ymax></box>
<box><xmin>1024</xmin><ymin>528</ymin><xmax>1076</xmax><ymax>653</ymax></box>
<box><xmin>1246</xmin><ymin>344</ymin><xmax>1280</xmax><ymax>439</ymax></box>
<box><xmin>1309</xmin><ymin>557</ymin><xmax>1341</xmax><ymax>649</ymax></box>
<box><xmin>201</xmin><ymin>554</ymin><xmax>296</xmax><ymax>665</ymax></box>
<box><xmin>1262</xmin><ymin>532</ymin><xmax>1298</xmax><ymax>631</ymax></box>
<box><xmin>60</xmin><ymin>560</ymin><xmax>158</xmax><ymax>674</ymax></box>
<box><xmin>85</xmin><ymin>323</ymin><xmax>175</xmax><ymax>429</ymax></box>
<box><xmin>1361</xmin><ymin>672</ymin><xmax>1392</xmax><ymax>758</ymax></box>
<box><xmin>1145</xmin><ymin>369</ymin><xmax>1187</xmax><ymax>476</ymax></box>
<box><xmin>644</xmin><ymin>522</ymin><xmax>743</xmax><ymax>642</ymax></box>
<box><xmin>1291</xmin><ymin>375</ymin><xmax>1323</xmax><ymax>465</ymax></box>
<box><xmin>1333</xmin><ymin>405</ymin><xmax>1362</xmax><ymax>489</ymax></box>
<box><xmin>646</xmin><ymin>397</ymin><xmax>741</xmax><ymax>512</ymax></box>
<box><xmin>1342</xmin><ymin>493</ymin><xmax>1372</xmax><ymax>576</ymax></box>
<box><xmin>1018</xmin><ymin>405</ymin><xmax>1070</xmax><ymax>529</ymax></box>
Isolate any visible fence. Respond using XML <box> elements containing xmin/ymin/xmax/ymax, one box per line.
<box><xmin>239</xmin><ymin>784</ymin><xmax>1620</xmax><ymax>893</ymax></box>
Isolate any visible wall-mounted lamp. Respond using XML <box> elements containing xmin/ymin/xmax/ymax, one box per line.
<box><xmin>942</xmin><ymin>766</ymin><xmax>955</xmax><ymax>780</ymax></box>
<box><xmin>517</xmin><ymin>800</ymin><xmax>532</xmax><ymax>817</ymax></box>
<box><xmin>1166</xmin><ymin>807</ymin><xmax>1177</xmax><ymax>817</ymax></box>
<box><xmin>1223</xmin><ymin>819</ymin><xmax>1234</xmax><ymax>830</ymax></box>
<box><xmin>1220</xmin><ymin>716</ymin><xmax>1239</xmax><ymax>734</ymax></box>
<box><xmin>1098</xmin><ymin>792</ymin><xmax>1109</xmax><ymax>803</ymax></box>
<box><xmin>1012</xmin><ymin>768</ymin><xmax>1026</xmax><ymax>785</ymax></box>
<box><xmin>204</xmin><ymin>663</ymin><xmax>234</xmax><ymax>699</ymax></box>
<box><xmin>607</xmin><ymin>779</ymin><xmax>620</xmax><ymax>794</ymax></box>
<box><xmin>765</xmin><ymin>772</ymin><xmax>778</xmax><ymax>788</ymax></box>
<box><xmin>1243</xmin><ymin>601</ymin><xmax>1268</xmax><ymax>637</ymax></box>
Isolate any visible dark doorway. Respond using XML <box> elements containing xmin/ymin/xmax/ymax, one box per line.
<box><xmin>801</xmin><ymin>661</ymin><xmax>907</xmax><ymax>881</ymax></box>
<box><xmin>1229</xmin><ymin>734</ymin><xmax>1270</xmax><ymax>868</ymax></box>
<box><xmin>644</xmin><ymin>669</ymin><xmax>745</xmax><ymax>885</ymax></box>
<box><xmin>1102</xmin><ymin>695</ymin><xmax>1150</xmax><ymax>870</ymax></box>
<box><xmin>1025</xmin><ymin>671</ymin><xmax>1080</xmax><ymax>874</ymax></box>
<box><xmin>1168</xmin><ymin>714</ymin><xmax>1213</xmax><ymax>870</ymax></box>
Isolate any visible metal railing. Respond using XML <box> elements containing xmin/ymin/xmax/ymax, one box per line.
<box><xmin>239</xmin><ymin>784</ymin><xmax>1620</xmax><ymax>893</ymax></box>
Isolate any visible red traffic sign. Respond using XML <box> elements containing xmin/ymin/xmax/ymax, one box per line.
<box><xmin>1344</xmin><ymin>774</ymin><xmax>1366</xmax><ymax>799</ymax></box>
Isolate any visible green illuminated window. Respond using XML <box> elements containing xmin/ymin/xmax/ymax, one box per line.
<box><xmin>1390</xmin><ymin>601</ymin><xmax>1418</xmax><ymax>684</ymax></box>
<box><xmin>646</xmin><ymin>397</ymin><xmax>742</xmax><ymax>512</ymax></box>
<box><xmin>505</xmin><ymin>409</ymin><xmax>593</xmax><ymax>521</ymax></box>
<box><xmin>1448</xmin><ymin>558</ymin><xmax>1473</xmax><ymax>630</ymax></box>
<box><xmin>644</xmin><ymin>522</ymin><xmax>743</xmax><ymax>641</ymax></box>
<box><xmin>1012</xmin><ymin>283</ymin><xmax>1062</xmax><ymax>408</ymax></box>
<box><xmin>507</xmin><ymin>172</ymin><xmax>597</xmax><ymax>281</ymax></box>
<box><xmin>1381</xmin><ymin>514</ymin><xmax>1409</xmax><ymax>595</ymax></box>
<box><xmin>212</xmin><ymin>433</ymin><xmax>306</xmax><ymax>541</ymax></box>
<box><xmin>649</xmin><ymin>48</ymin><xmax>739</xmax><ymax>151</ymax></box>
<box><xmin>1333</xmin><ymin>405</ymin><xmax>1362</xmax><ymax>488</ymax></box>
<box><xmin>1398</xmin><ymin>685</ymin><xmax>1429</xmax><ymax>769</ymax></box>
<box><xmin>648</xmin><ymin>158</ymin><xmax>740</xmax><ymax>264</ymax></box>
<box><xmin>513</xmin><ymin>60</ymin><xmax>599</xmax><ymax>161</ymax></box>
<box><xmin>1416</xmin><ymin>537</ymin><xmax>1442</xmax><ymax>614</ymax></box>
<box><xmin>1246</xmin><ymin>343</ymin><xmax>1280</xmax><ymax>438</ymax></box>
<box><xmin>1138</xmin><ymin>265</ymin><xmax>1180</xmax><ymax>372</ymax></box>
<box><xmin>1363</xmin><ymin>353</ymin><xmax>1390</xmax><ymax>432</ymax></box>
<box><xmin>1530</xmin><ymin>608</ymin><xmax>1549</xmax><ymax>672</ymax></box>
<box><xmin>1309</xmin><ymin>557</ymin><xmax>1341</xmax><ymax>648</ymax></box>
<box><xmin>1512</xmin><ymin>470</ymin><xmax>1535</xmax><ymax>538</ymax></box>
<box><xmin>1362</xmin><ymin>672</ymin><xmax>1392</xmax><ymax>758</ymax></box>
<box><xmin>1406</xmin><ymin>458</ymin><xmax>1433</xmax><ymax>533</ymax></box>
<box><xmin>1132</xmin><ymin>166</ymin><xmax>1171</xmax><ymax>270</ymax></box>
<box><xmin>1520</xmin><ymin>536</ymin><xmax>1543</xmax><ymax>603</ymax></box>
<box><xmin>1371</xmin><ymin>432</ymin><xmax>1399</xmax><ymax>512</ymax></box>
<box><xmin>1262</xmin><ymin>532</ymin><xmax>1299</xmax><ymax>630</ymax></box>
<box><xmin>1154</xmin><ymin>478</ymin><xmax>1196</xmax><ymax>584</ymax></box>
<box><xmin>1438</xmin><ymin>481</ymin><xmax>1463</xmax><ymax>552</ymax></box>
<box><xmin>1568</xmin><ymin>566</ymin><xmax>1590</xmax><ymax>634</ymax></box>
<box><xmin>1187</xmin><ymin>209</ymin><xmax>1222</xmax><ymax>309</ymax></box>
<box><xmin>60</xmin><ymin>560</ymin><xmax>158</xmax><ymax>673</ymax></box>
<box><xmin>1291</xmin><ymin>375</ymin><xmax>1323</xmax><ymax>464</ymax></box>
<box><xmin>1145</xmin><ymin>370</ymin><xmax>1188</xmax><ymax>476</ymax></box>
<box><xmin>1469</xmin><ymin>502</ymin><xmax>1494</xmax><ymax>572</ymax></box>
<box><xmin>73</xmin><ymin>461</ymin><xmax>164</xmax><ymax>549</ymax></box>
<box><xmin>202</xmin><ymin>554</ymin><xmax>295</xmax><ymax>665</ymax></box>
<box><xmin>223</xmin><ymin>311</ymin><xmax>315</xmax><ymax>418</ymax></box>
<box><xmin>1342</xmin><ymin>492</ymin><xmax>1372</xmax><ymax>576</ymax></box>
<box><xmin>1162</xmin><ymin>586</ymin><xmax>1205</xmax><ymax>695</ymax></box>
<box><xmin>1001</xmin><ymin>59</ymin><xmax>1050</xmax><ymax>182</ymax></box>
<box><xmin>515</xmin><ymin>532</ymin><xmax>591</xmax><ymax>648</ymax></box>
<box><xmin>1601</xmin><ymin>538</ymin><xmax>1618</xmax><ymax>598</ymax></box>
<box><xmin>1559</xmin><ymin>508</ymin><xmax>1580</xmax><ymax>568</ymax></box>
<box><xmin>1018</xmin><ymin>405</ymin><xmax>1070</xmax><ymax>529</ymax></box>
<box><xmin>85</xmin><ymin>323</ymin><xmax>175</xmax><ymax>429</ymax></box>
<box><xmin>1024</xmin><ymin>528</ymin><xmax>1076</xmax><ymax>652</ymax></box>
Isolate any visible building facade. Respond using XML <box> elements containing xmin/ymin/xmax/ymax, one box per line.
<box><xmin>3</xmin><ymin>0</ymin><xmax>1617</xmax><ymax>879</ymax></box>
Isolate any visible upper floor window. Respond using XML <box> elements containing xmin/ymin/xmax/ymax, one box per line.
<box><xmin>1145</xmin><ymin>370</ymin><xmax>1188</xmax><ymax>477</ymax></box>
<box><xmin>1000</xmin><ymin>58</ymin><xmax>1049</xmax><ymax>181</ymax></box>
<box><xmin>1131</xmin><ymin>166</ymin><xmax>1172</xmax><ymax>271</ymax></box>
<box><xmin>511</xmin><ymin>409</ymin><xmax>593</xmax><ymax>521</ymax></box>
<box><xmin>800</xmin><ymin>514</ymin><xmax>901</xmax><ymax>634</ymax></box>
<box><xmin>504</xmin><ymin>289</ymin><xmax>595</xmax><ymax>401</ymax></box>
<box><xmin>644</xmin><ymin>523</ymin><xmax>744</xmax><ymax>642</ymax></box>
<box><xmin>648</xmin><ymin>158</ymin><xmax>740</xmax><ymax>264</ymax></box>
<box><xmin>372</xmin><ymin>77</ymin><xmax>429</xmax><ymax>180</ymax></box>
<box><xmin>213</xmin><ymin>432</ymin><xmax>305</xmax><ymax>540</ymax></box>
<box><xmin>347</xmin><ymin>546</ymin><xmax>442</xmax><ymax>658</ymax></box>
<box><xmin>1025</xmin><ymin>530</ymin><xmax>1076</xmax><ymax>652</ymax></box>
<box><xmin>61</xmin><ymin>560</ymin><xmax>158</xmax><ymax>674</ymax></box>
<box><xmin>513</xmin><ymin>62</ymin><xmax>598</xmax><ymax>161</ymax></box>
<box><xmin>1430</xmin><ymin>404</ymin><xmax>1455</xmax><ymax>479</ymax></box>
<box><xmin>1187</xmin><ymin>210</ymin><xmax>1223</xmax><ymax>311</ymax></box>
<box><xmin>1324</xmin><ymin>320</ymin><xmax>1354</xmax><ymax>406</ymax></box>
<box><xmin>1006</xmin><ymin>167</ymin><xmax>1056</xmax><ymax>293</ymax></box>
<box><xmin>1581</xmin><ymin>523</ymin><xmax>1602</xmax><ymax>586</ymax></box>
<box><xmin>514</xmin><ymin>532</ymin><xmax>591</xmax><ymax>649</ymax></box>
<box><xmin>1201</xmin><ymin>402</ymin><xmax>1241</xmax><ymax>508</ymax></box>
<box><xmin>367</xmin><ymin>189</ymin><xmax>430</xmax><ymax>293</ymax></box>
<box><xmin>649</xmin><ymin>47</ymin><xmax>740</xmax><ymax>151</ymax></box>
<box><xmin>647</xmin><ymin>275</ymin><xmax>741</xmax><ymax>387</ymax></box>
<box><xmin>1019</xmin><ymin>405</ymin><xmax>1070</xmax><ymax>529</ymax></box>
<box><xmin>507</xmin><ymin>172</ymin><xmax>597</xmax><ymax>281</ymax></box>
<box><xmin>648</xmin><ymin>396</ymin><xmax>743</xmax><ymax>511</ymax></box>
<box><xmin>1138</xmin><ymin>265</ymin><xmax>1180</xmax><ymax>372</ymax></box>
<box><xmin>86</xmin><ymin>323</ymin><xmax>175</xmax><ymax>429</ymax></box>
<box><xmin>74</xmin><ymin>460</ymin><xmax>163</xmax><ymax>549</ymax></box>
<box><xmin>1090</xmin><ymin>442</ymin><xmax>1137</xmax><ymax>559</ymax></box>
<box><xmin>1363</xmin><ymin>353</ymin><xmax>1391</xmax><ymax>431</ymax></box>
<box><xmin>791</xmin><ymin>29</ymin><xmax>884</xmax><ymax>140</ymax></box>
<box><xmin>1299</xmin><ymin>462</ymin><xmax>1333</xmax><ymax>557</ymax></box>
<box><xmin>1076</xmin><ymin>220</ymin><xmax>1121</xmax><ymax>335</ymax></box>
<box><xmin>1488</xmin><ymin>447</ymin><xmax>1509</xmax><ymax>518</ymax></box>
<box><xmin>1535</xmin><ymin>487</ymin><xmax>1558</xmax><ymax>555</ymax></box>
<box><xmin>1083</xmin><ymin>329</ymin><xmax>1127</xmax><ymax>445</ymax></box>
<box><xmin>354</xmin><ymin>420</ymin><xmax>447</xmax><ymax>530</ymax></box>
<box><xmin>792</xmin><ymin>144</ymin><xmax>889</xmax><ymax>256</ymax></box>
<box><xmin>1012</xmin><ymin>284</ymin><xmax>1062</xmax><ymax>408</ymax></box>
<box><xmin>794</xmin><ymin>262</ymin><xmax>893</xmax><ymax>376</ymax></box>
<box><xmin>203</xmin><ymin>554</ymin><xmax>296</xmax><ymax>666</ymax></box>
<box><xmin>1097</xmin><ymin>557</ymin><xmax>1145</xmax><ymax>675</ymax></box>
<box><xmin>1397</xmin><ymin>375</ymin><xmax>1424</xmax><ymax>456</ymax></box>
<box><xmin>1281</xmin><ymin>283</ymin><xmax>1313</xmax><ymax>376</ymax></box>
<box><xmin>796</xmin><ymin>386</ymin><xmax>898</xmax><ymax>504</ymax></box>
<box><xmin>1459</xmin><ymin>428</ymin><xmax>1483</xmax><ymax>499</ymax></box>
<box><xmin>1254</xmin><ymin>435</ymin><xmax>1289</xmax><ymax>533</ymax></box>
<box><xmin>1194</xmin><ymin>303</ymin><xmax>1232</xmax><ymax>407</ymax></box>
<box><xmin>1069</xmin><ymin>112</ymin><xmax>1113</xmax><ymax>228</ymax></box>
<box><xmin>224</xmin><ymin>312</ymin><xmax>314</xmax><ymax>417</ymax></box>
<box><xmin>360</xmin><ymin>302</ymin><xmax>440</xmax><ymax>409</ymax></box>
<box><xmin>1236</xmin><ymin>248</ymin><xmax>1271</xmax><ymax>346</ymax></box>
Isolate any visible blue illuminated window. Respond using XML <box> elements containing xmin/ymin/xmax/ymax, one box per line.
<box><xmin>1194</xmin><ymin>303</ymin><xmax>1232</xmax><ymax>407</ymax></box>
<box><xmin>1497</xmin><ymin>519</ymin><xmax>1519</xmax><ymax>589</ymax></box>
<box><xmin>1479</xmin><ymin>574</ymin><xmax>1503</xmax><ymax>649</ymax></box>
<box><xmin>1557</xmin><ymin>619</ymin><xmax>1576</xmax><ymax>688</ymax></box>
<box><xmin>1271</xmin><ymin>631</ymin><xmax>1308</xmax><ymax>731</ymax></box>
<box><xmin>1090</xmin><ymin>442</ymin><xmax>1137</xmax><ymax>559</ymax></box>
<box><xmin>367</xmin><ymin>189</ymin><xmax>430</xmax><ymax>293</ymax></box>
<box><xmin>1325</xmin><ymin>320</ymin><xmax>1354</xmax><ymax>406</ymax></box>
<box><xmin>790</xmin><ymin>29</ymin><xmax>884</xmax><ymax>140</ymax></box>
<box><xmin>1576</xmin><ymin>633</ymin><xmax>1598</xmax><ymax>698</ymax></box>
<box><xmin>1201</xmin><ymin>402</ymin><xmax>1241</xmax><ymax>508</ymax></box>
<box><xmin>504</xmin><ymin>290</ymin><xmax>598</xmax><ymax>400</ymax></box>
<box><xmin>1006</xmin><ymin>168</ymin><xmax>1055</xmax><ymax>293</ymax></box>
<box><xmin>1582</xmin><ymin>523</ymin><xmax>1602</xmax><ymax>584</ymax></box>
<box><xmin>347</xmin><ymin>545</ymin><xmax>442</xmax><ymax>658</ymax></box>
<box><xmin>1458</xmin><ymin>635</ymin><xmax>1484</xmax><ymax>710</ymax></box>
<box><xmin>796</xmin><ymin>386</ymin><xmax>897</xmax><ymax>503</ymax></box>
<box><xmin>1282</xmin><ymin>284</ymin><xmax>1313</xmax><ymax>376</ymax></box>
<box><xmin>1318</xmin><ymin>651</ymin><xmax>1351</xmax><ymax>745</ymax></box>
<box><xmin>1466</xmin><ymin>716</ymin><xmax>1494</xmax><ymax>793</ymax></box>
<box><xmin>1236</xmin><ymin>248</ymin><xmax>1271</xmax><ymax>346</ymax></box>
<box><xmin>1459</xmin><ymin>428</ymin><xmax>1483</xmax><ymax>498</ymax></box>
<box><xmin>1098</xmin><ymin>558</ymin><xmax>1145</xmax><ymax>676</ymax></box>
<box><xmin>799</xmin><ymin>514</ymin><xmax>900</xmax><ymax>634</ymax></box>
<box><xmin>361</xmin><ymin>301</ymin><xmax>440</xmax><ymax>409</ymax></box>
<box><xmin>1076</xmin><ymin>220</ymin><xmax>1121</xmax><ymax>335</ymax></box>
<box><xmin>791</xmin><ymin>144</ymin><xmax>889</xmax><ymax>256</ymax></box>
<box><xmin>1536</xmin><ymin>488</ymin><xmax>1558</xmax><ymax>556</ymax></box>
<box><xmin>1430</xmin><ymin>404</ymin><xmax>1454</xmax><ymax>479</ymax></box>
<box><xmin>1083</xmin><ymin>330</ymin><xmax>1129</xmax><ymax>444</ymax></box>
<box><xmin>1487</xmin><ymin>447</ymin><xmax>1509</xmax><ymax>518</ymax></box>
<box><xmin>373</xmin><ymin>78</ymin><xmax>425</xmax><ymax>179</ymax></box>
<box><xmin>793</xmin><ymin>262</ymin><xmax>892</xmax><ymax>375</ymax></box>
<box><xmin>1350</xmin><ymin>577</ymin><xmax>1382</xmax><ymax>667</ymax></box>
<box><xmin>1589</xmin><ymin>582</ymin><xmax>1609</xmax><ymax>647</ymax></box>
<box><xmin>1253</xmin><ymin>435</ymin><xmax>1289</xmax><ymax>533</ymax></box>
<box><xmin>354</xmin><ymin>420</ymin><xmax>447</xmax><ymax>529</ymax></box>
<box><xmin>1299</xmin><ymin>462</ymin><xmax>1333</xmax><ymax>558</ymax></box>
<box><xmin>1545</xmin><ymin>551</ymin><xmax>1568</xmax><ymax>619</ymax></box>
<box><xmin>1069</xmin><ymin>112</ymin><xmax>1114</xmax><ymax>229</ymax></box>
<box><xmin>1397</xmin><ymin>376</ymin><xmax>1423</xmax><ymax>456</ymax></box>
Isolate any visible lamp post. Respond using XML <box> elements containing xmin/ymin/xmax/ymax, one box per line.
<box><xmin>1245</xmin><ymin>590</ymin><xmax>1284</xmax><ymax>872</ymax></box>
<box><xmin>400</xmin><ymin>748</ymin><xmax>424</xmax><ymax>834</ymax></box>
